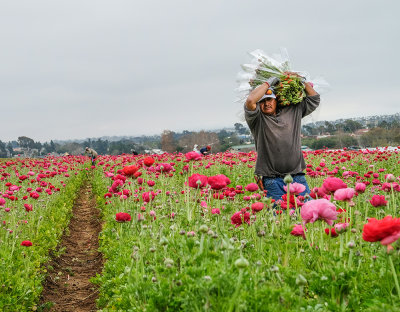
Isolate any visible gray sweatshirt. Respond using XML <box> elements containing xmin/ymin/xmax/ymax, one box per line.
<box><xmin>244</xmin><ymin>94</ymin><xmax>320</xmax><ymax>177</ymax></box>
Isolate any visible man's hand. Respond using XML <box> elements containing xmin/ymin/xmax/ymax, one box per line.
<box><xmin>266</xmin><ymin>76</ymin><xmax>280</xmax><ymax>88</ymax></box>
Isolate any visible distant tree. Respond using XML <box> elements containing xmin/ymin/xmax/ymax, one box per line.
<box><xmin>219</xmin><ymin>133</ymin><xmax>240</xmax><ymax>151</ymax></box>
<box><xmin>0</xmin><ymin>140</ymin><xmax>7</xmax><ymax>158</ymax></box>
<box><xmin>338</xmin><ymin>120</ymin><xmax>363</xmax><ymax>133</ymax></box>
<box><xmin>6</xmin><ymin>142</ymin><xmax>14</xmax><ymax>156</ymax></box>
<box><xmin>17</xmin><ymin>136</ymin><xmax>35</xmax><ymax>149</ymax></box>
<box><xmin>49</xmin><ymin>140</ymin><xmax>56</xmax><ymax>152</ymax></box>
<box><xmin>161</xmin><ymin>130</ymin><xmax>177</xmax><ymax>153</ymax></box>
<box><xmin>378</xmin><ymin>121</ymin><xmax>390</xmax><ymax>130</ymax></box>
<box><xmin>234</xmin><ymin>123</ymin><xmax>249</xmax><ymax>135</ymax></box>
<box><xmin>324</xmin><ymin>121</ymin><xmax>336</xmax><ymax>134</ymax></box>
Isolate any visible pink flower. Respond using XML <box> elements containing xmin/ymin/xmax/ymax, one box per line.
<box><xmin>290</xmin><ymin>224</ymin><xmax>306</xmax><ymax>240</ymax></box>
<box><xmin>208</xmin><ymin>174</ymin><xmax>231</xmax><ymax>190</ymax></box>
<box><xmin>185</xmin><ymin>151</ymin><xmax>202</xmax><ymax>161</ymax></box>
<box><xmin>385</xmin><ymin>174</ymin><xmax>396</xmax><ymax>182</ymax></box>
<box><xmin>300</xmin><ymin>199</ymin><xmax>338</xmax><ymax>226</ymax></box>
<box><xmin>251</xmin><ymin>202</ymin><xmax>264</xmax><ymax>213</ymax></box>
<box><xmin>333</xmin><ymin>188</ymin><xmax>355</xmax><ymax>202</ymax></box>
<box><xmin>211</xmin><ymin>208</ymin><xmax>221</xmax><ymax>215</ymax></box>
<box><xmin>369</xmin><ymin>195</ymin><xmax>387</xmax><ymax>207</ymax></box>
<box><xmin>283</xmin><ymin>182</ymin><xmax>306</xmax><ymax>195</ymax></box>
<box><xmin>0</xmin><ymin>198</ymin><xmax>5</xmax><ymax>206</ymax></box>
<box><xmin>188</xmin><ymin>174</ymin><xmax>208</xmax><ymax>189</ymax></box>
<box><xmin>334</xmin><ymin>222</ymin><xmax>349</xmax><ymax>234</ymax></box>
<box><xmin>355</xmin><ymin>183</ymin><xmax>366</xmax><ymax>193</ymax></box>
<box><xmin>200</xmin><ymin>201</ymin><xmax>208</xmax><ymax>208</ymax></box>
<box><xmin>321</xmin><ymin>177</ymin><xmax>347</xmax><ymax>194</ymax></box>
<box><xmin>245</xmin><ymin>183</ymin><xmax>259</xmax><ymax>192</ymax></box>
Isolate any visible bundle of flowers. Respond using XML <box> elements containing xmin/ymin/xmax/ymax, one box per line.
<box><xmin>237</xmin><ymin>48</ymin><xmax>328</xmax><ymax>106</ymax></box>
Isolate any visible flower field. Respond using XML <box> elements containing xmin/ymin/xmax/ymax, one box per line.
<box><xmin>1</xmin><ymin>148</ymin><xmax>400</xmax><ymax>311</ymax></box>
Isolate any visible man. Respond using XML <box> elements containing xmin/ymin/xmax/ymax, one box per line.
<box><xmin>199</xmin><ymin>145</ymin><xmax>211</xmax><ymax>155</ymax></box>
<box><xmin>244</xmin><ymin>74</ymin><xmax>320</xmax><ymax>201</ymax></box>
<box><xmin>85</xmin><ymin>147</ymin><xmax>98</xmax><ymax>166</ymax></box>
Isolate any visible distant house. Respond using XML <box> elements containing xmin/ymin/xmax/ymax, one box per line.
<box><xmin>231</xmin><ymin>144</ymin><xmax>256</xmax><ymax>152</ymax></box>
<box><xmin>353</xmin><ymin>129</ymin><xmax>369</xmax><ymax>136</ymax></box>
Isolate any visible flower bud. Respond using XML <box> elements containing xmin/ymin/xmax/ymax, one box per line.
<box><xmin>164</xmin><ymin>258</ymin><xmax>174</xmax><ymax>267</ymax></box>
<box><xmin>160</xmin><ymin>237</ymin><xmax>169</xmax><ymax>246</ymax></box>
<box><xmin>283</xmin><ymin>174</ymin><xmax>293</xmax><ymax>184</ymax></box>
<box><xmin>296</xmin><ymin>274</ymin><xmax>307</xmax><ymax>286</ymax></box>
<box><xmin>347</xmin><ymin>241</ymin><xmax>355</xmax><ymax>249</ymax></box>
<box><xmin>257</xmin><ymin>230</ymin><xmax>266</xmax><ymax>237</ymax></box>
<box><xmin>234</xmin><ymin>257</ymin><xmax>249</xmax><ymax>269</ymax></box>
<box><xmin>199</xmin><ymin>224</ymin><xmax>208</xmax><ymax>233</ymax></box>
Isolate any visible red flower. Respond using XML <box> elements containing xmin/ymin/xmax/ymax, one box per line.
<box><xmin>24</xmin><ymin>204</ymin><xmax>33</xmax><ymax>212</ymax></box>
<box><xmin>188</xmin><ymin>174</ymin><xmax>208</xmax><ymax>189</ymax></box>
<box><xmin>21</xmin><ymin>240</ymin><xmax>33</xmax><ymax>247</ymax></box>
<box><xmin>115</xmin><ymin>212</ymin><xmax>132</xmax><ymax>222</ymax></box>
<box><xmin>122</xmin><ymin>165</ymin><xmax>139</xmax><ymax>176</ymax></box>
<box><xmin>369</xmin><ymin>195</ymin><xmax>387</xmax><ymax>207</ymax></box>
<box><xmin>362</xmin><ymin>216</ymin><xmax>400</xmax><ymax>245</ymax></box>
<box><xmin>325</xmin><ymin>228</ymin><xmax>338</xmax><ymax>237</ymax></box>
<box><xmin>143</xmin><ymin>157</ymin><xmax>155</xmax><ymax>167</ymax></box>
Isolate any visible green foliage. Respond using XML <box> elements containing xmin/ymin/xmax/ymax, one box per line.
<box><xmin>90</xmin><ymin>153</ymin><xmax>400</xmax><ymax>311</ymax></box>
<box><xmin>0</xmin><ymin>167</ymin><xmax>86</xmax><ymax>311</ymax></box>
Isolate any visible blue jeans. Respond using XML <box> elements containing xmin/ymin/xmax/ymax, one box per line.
<box><xmin>262</xmin><ymin>174</ymin><xmax>310</xmax><ymax>201</ymax></box>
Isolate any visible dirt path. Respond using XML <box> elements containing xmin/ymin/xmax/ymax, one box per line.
<box><xmin>40</xmin><ymin>181</ymin><xmax>103</xmax><ymax>312</ymax></box>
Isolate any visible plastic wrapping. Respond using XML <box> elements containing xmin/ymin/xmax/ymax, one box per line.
<box><xmin>236</xmin><ymin>48</ymin><xmax>330</xmax><ymax>106</ymax></box>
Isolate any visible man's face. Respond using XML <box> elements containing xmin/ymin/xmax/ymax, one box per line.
<box><xmin>260</xmin><ymin>98</ymin><xmax>277</xmax><ymax>115</ymax></box>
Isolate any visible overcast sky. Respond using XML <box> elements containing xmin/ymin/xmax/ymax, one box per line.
<box><xmin>1</xmin><ymin>0</ymin><xmax>399</xmax><ymax>142</ymax></box>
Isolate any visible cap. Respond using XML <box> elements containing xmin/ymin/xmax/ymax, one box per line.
<box><xmin>257</xmin><ymin>88</ymin><xmax>276</xmax><ymax>103</ymax></box>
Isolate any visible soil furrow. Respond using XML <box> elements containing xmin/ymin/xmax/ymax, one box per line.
<box><xmin>39</xmin><ymin>181</ymin><xmax>103</xmax><ymax>312</ymax></box>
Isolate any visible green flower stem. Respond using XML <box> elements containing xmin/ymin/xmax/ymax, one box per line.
<box><xmin>228</xmin><ymin>269</ymin><xmax>243</xmax><ymax>312</ymax></box>
<box><xmin>388</xmin><ymin>255</ymin><xmax>400</xmax><ymax>299</ymax></box>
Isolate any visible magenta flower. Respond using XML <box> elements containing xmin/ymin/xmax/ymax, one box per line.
<box><xmin>211</xmin><ymin>208</ymin><xmax>221</xmax><ymax>215</ymax></box>
<box><xmin>231</xmin><ymin>211</ymin><xmax>251</xmax><ymax>227</ymax></box>
<box><xmin>355</xmin><ymin>183</ymin><xmax>366</xmax><ymax>193</ymax></box>
<box><xmin>188</xmin><ymin>173</ymin><xmax>208</xmax><ymax>189</ymax></box>
<box><xmin>283</xmin><ymin>182</ymin><xmax>306</xmax><ymax>195</ymax></box>
<box><xmin>245</xmin><ymin>183</ymin><xmax>259</xmax><ymax>192</ymax></box>
<box><xmin>185</xmin><ymin>151</ymin><xmax>202</xmax><ymax>161</ymax></box>
<box><xmin>333</xmin><ymin>188</ymin><xmax>355</xmax><ymax>202</ymax></box>
<box><xmin>208</xmin><ymin>174</ymin><xmax>231</xmax><ymax>190</ymax></box>
<box><xmin>251</xmin><ymin>202</ymin><xmax>264</xmax><ymax>213</ymax></box>
<box><xmin>300</xmin><ymin>199</ymin><xmax>338</xmax><ymax>225</ymax></box>
<box><xmin>369</xmin><ymin>195</ymin><xmax>387</xmax><ymax>207</ymax></box>
<box><xmin>322</xmin><ymin>177</ymin><xmax>347</xmax><ymax>194</ymax></box>
<box><xmin>290</xmin><ymin>224</ymin><xmax>306</xmax><ymax>240</ymax></box>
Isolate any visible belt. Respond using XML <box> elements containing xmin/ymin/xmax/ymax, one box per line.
<box><xmin>263</xmin><ymin>172</ymin><xmax>305</xmax><ymax>179</ymax></box>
